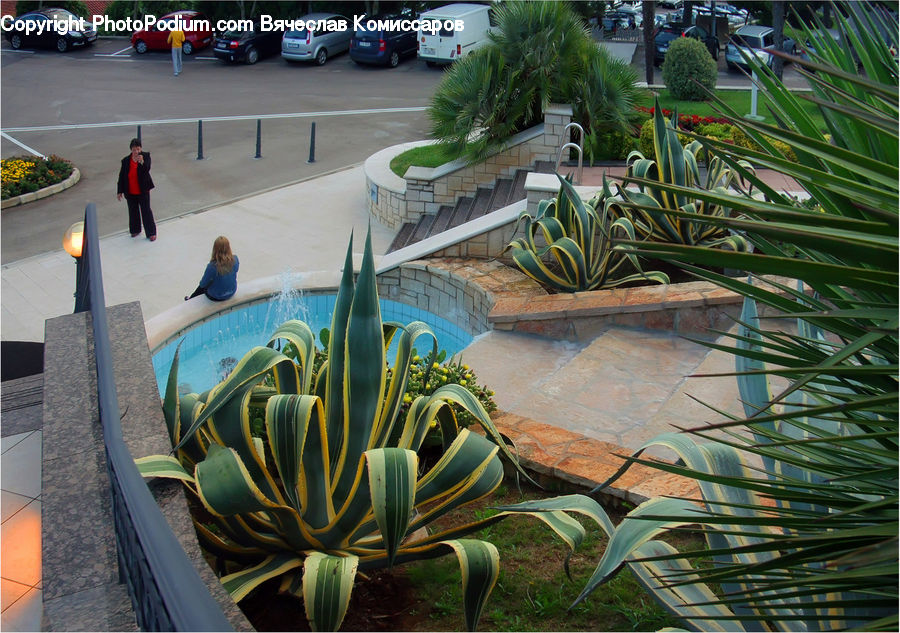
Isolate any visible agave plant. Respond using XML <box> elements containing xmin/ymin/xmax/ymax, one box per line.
<box><xmin>603</xmin><ymin>99</ymin><xmax>754</xmax><ymax>252</ymax></box>
<box><xmin>138</xmin><ymin>231</ymin><xmax>589</xmax><ymax>631</ymax></box>
<box><xmin>500</xmin><ymin>3</ymin><xmax>897</xmax><ymax>630</ymax></box>
<box><xmin>505</xmin><ymin>174</ymin><xmax>669</xmax><ymax>292</ymax></box>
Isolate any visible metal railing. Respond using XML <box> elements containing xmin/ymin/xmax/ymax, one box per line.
<box><xmin>555</xmin><ymin>122</ymin><xmax>585</xmax><ymax>185</ymax></box>
<box><xmin>75</xmin><ymin>203</ymin><xmax>233</xmax><ymax>631</ymax></box>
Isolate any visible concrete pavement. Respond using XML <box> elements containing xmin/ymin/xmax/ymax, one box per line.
<box><xmin>1</xmin><ymin>164</ymin><xmax>394</xmax><ymax>343</ymax></box>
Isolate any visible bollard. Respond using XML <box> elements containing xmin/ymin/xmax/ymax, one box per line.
<box><xmin>254</xmin><ymin>119</ymin><xmax>262</xmax><ymax>159</ymax></box>
<box><xmin>136</xmin><ymin>125</ymin><xmax>142</xmax><ymax>144</ymax></box>
<box><xmin>307</xmin><ymin>121</ymin><xmax>316</xmax><ymax>163</ymax></box>
<box><xmin>197</xmin><ymin>120</ymin><xmax>204</xmax><ymax>160</ymax></box>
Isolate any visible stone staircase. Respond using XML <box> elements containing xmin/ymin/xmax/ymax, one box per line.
<box><xmin>388</xmin><ymin>168</ymin><xmax>533</xmax><ymax>253</ymax></box>
<box><xmin>386</xmin><ymin>158</ymin><xmax>584</xmax><ymax>254</ymax></box>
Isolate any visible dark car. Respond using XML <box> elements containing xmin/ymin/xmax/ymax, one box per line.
<box><xmin>350</xmin><ymin>14</ymin><xmax>417</xmax><ymax>67</ymax></box>
<box><xmin>213</xmin><ymin>19</ymin><xmax>283</xmax><ymax>64</ymax></box>
<box><xmin>654</xmin><ymin>23</ymin><xmax>719</xmax><ymax>66</ymax></box>
<box><xmin>3</xmin><ymin>7</ymin><xmax>96</xmax><ymax>52</ymax></box>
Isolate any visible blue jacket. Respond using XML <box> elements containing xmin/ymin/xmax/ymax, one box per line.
<box><xmin>199</xmin><ymin>256</ymin><xmax>239</xmax><ymax>300</ymax></box>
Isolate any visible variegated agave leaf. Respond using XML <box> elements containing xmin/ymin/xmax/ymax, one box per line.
<box><xmin>506</xmin><ymin>173</ymin><xmax>669</xmax><ymax>291</ymax></box>
<box><xmin>138</xmin><ymin>228</ymin><xmax>580</xmax><ymax>631</ymax></box>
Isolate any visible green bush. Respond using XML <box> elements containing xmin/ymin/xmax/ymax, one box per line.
<box><xmin>638</xmin><ymin>118</ymin><xmax>691</xmax><ymax>157</ymax></box>
<box><xmin>732</xmin><ymin>126</ymin><xmax>797</xmax><ymax>162</ymax></box>
<box><xmin>585</xmin><ymin>129</ymin><xmax>636</xmax><ymax>161</ymax></box>
<box><xmin>661</xmin><ymin>37</ymin><xmax>717</xmax><ymax>101</ymax></box>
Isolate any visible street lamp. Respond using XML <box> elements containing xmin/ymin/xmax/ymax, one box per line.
<box><xmin>63</xmin><ymin>221</ymin><xmax>88</xmax><ymax>312</ymax></box>
<box><xmin>63</xmin><ymin>221</ymin><xmax>84</xmax><ymax>258</ymax></box>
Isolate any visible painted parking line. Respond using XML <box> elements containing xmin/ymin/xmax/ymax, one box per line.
<box><xmin>95</xmin><ymin>45</ymin><xmax>135</xmax><ymax>57</ymax></box>
<box><xmin>0</xmin><ymin>49</ymin><xmax>35</xmax><ymax>54</ymax></box>
<box><xmin>1</xmin><ymin>132</ymin><xmax>46</xmax><ymax>158</ymax></box>
<box><xmin>1</xmin><ymin>107</ymin><xmax>429</xmax><ymax>133</ymax></box>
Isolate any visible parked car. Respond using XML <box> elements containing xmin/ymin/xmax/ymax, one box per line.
<box><xmin>213</xmin><ymin>19</ymin><xmax>282</xmax><ymax>64</ymax></box>
<box><xmin>658</xmin><ymin>0</ymin><xmax>683</xmax><ymax>9</ymax></box>
<box><xmin>726</xmin><ymin>24</ymin><xmax>797</xmax><ymax>71</ymax></box>
<box><xmin>3</xmin><ymin>7</ymin><xmax>97</xmax><ymax>52</ymax></box>
<box><xmin>417</xmin><ymin>3</ymin><xmax>494</xmax><ymax>66</ymax></box>
<box><xmin>610</xmin><ymin>5</ymin><xmax>643</xmax><ymax>28</ymax></box>
<box><xmin>694</xmin><ymin>4</ymin><xmax>746</xmax><ymax>27</ymax></box>
<box><xmin>281</xmin><ymin>13</ymin><xmax>351</xmax><ymax>65</ymax></box>
<box><xmin>654</xmin><ymin>23</ymin><xmax>719</xmax><ymax>65</ymax></box>
<box><xmin>350</xmin><ymin>13</ymin><xmax>418</xmax><ymax>67</ymax></box>
<box><xmin>131</xmin><ymin>10</ymin><xmax>212</xmax><ymax>55</ymax></box>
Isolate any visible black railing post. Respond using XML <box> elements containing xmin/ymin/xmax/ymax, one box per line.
<box><xmin>307</xmin><ymin>121</ymin><xmax>316</xmax><ymax>163</ymax></box>
<box><xmin>254</xmin><ymin>119</ymin><xmax>262</xmax><ymax>159</ymax></box>
<box><xmin>73</xmin><ymin>253</ymin><xmax>90</xmax><ymax>313</ymax></box>
<box><xmin>136</xmin><ymin>125</ymin><xmax>142</xmax><ymax>145</ymax></box>
<box><xmin>197</xmin><ymin>120</ymin><xmax>204</xmax><ymax>160</ymax></box>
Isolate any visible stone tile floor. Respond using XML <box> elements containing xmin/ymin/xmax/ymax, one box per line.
<box><xmin>1</xmin><ymin>430</ymin><xmax>43</xmax><ymax>632</ymax></box>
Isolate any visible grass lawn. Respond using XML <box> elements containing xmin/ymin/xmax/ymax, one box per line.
<box><xmin>390</xmin><ymin>143</ymin><xmax>465</xmax><ymax>178</ymax></box>
<box><xmin>638</xmin><ymin>88</ymin><xmax>827</xmax><ymax>129</ymax></box>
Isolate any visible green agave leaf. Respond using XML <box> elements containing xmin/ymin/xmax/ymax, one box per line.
<box><xmin>573</xmin><ymin>497</ymin><xmax>706</xmax><ymax>608</ymax></box>
<box><xmin>629</xmin><ymin>540</ymin><xmax>741</xmax><ymax>632</ymax></box>
<box><xmin>303</xmin><ymin>552</ymin><xmax>359</xmax><ymax>632</ymax></box>
<box><xmin>334</xmin><ymin>228</ymin><xmax>385</xmax><ymax>506</ymax></box>
<box><xmin>134</xmin><ymin>454</ymin><xmax>195</xmax><ymax>483</ymax></box>
<box><xmin>173</xmin><ymin>345</ymin><xmax>293</xmax><ymax>453</ymax></box>
<box><xmin>324</xmin><ymin>233</ymin><xmax>355</xmax><ymax>475</ymax></box>
<box><xmin>442</xmin><ymin>539</ymin><xmax>500</xmax><ymax>632</ymax></box>
<box><xmin>222</xmin><ymin>552</ymin><xmax>303</xmax><ymax>602</ymax></box>
<box><xmin>193</xmin><ymin>520</ymin><xmax>266</xmax><ymax>563</ymax></box>
<box><xmin>268</xmin><ymin>319</ymin><xmax>316</xmax><ymax>394</ymax></box>
<box><xmin>426</xmin><ymin>384</ymin><xmax>537</xmax><ymax>486</ymax></box>
<box><xmin>162</xmin><ymin>341</ymin><xmax>183</xmax><ymax>446</ymax></box>
<box><xmin>365</xmin><ymin>447</ymin><xmax>417</xmax><ymax>567</ymax></box>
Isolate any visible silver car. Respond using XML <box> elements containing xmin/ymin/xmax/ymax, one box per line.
<box><xmin>281</xmin><ymin>13</ymin><xmax>351</xmax><ymax>65</ymax></box>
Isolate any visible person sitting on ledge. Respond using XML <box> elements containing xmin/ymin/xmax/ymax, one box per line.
<box><xmin>185</xmin><ymin>236</ymin><xmax>239</xmax><ymax>302</ymax></box>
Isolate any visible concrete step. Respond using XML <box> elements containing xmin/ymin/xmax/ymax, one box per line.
<box><xmin>488</xmin><ymin>177</ymin><xmax>513</xmax><ymax>209</ymax></box>
<box><xmin>1</xmin><ymin>374</ymin><xmax>44</xmax><ymax>437</ymax></box>
<box><xmin>429</xmin><ymin>204</ymin><xmax>456</xmax><ymax>235</ymax></box>
<box><xmin>465</xmin><ymin>187</ymin><xmax>494</xmax><ymax>222</ymax></box>
<box><xmin>410</xmin><ymin>213</ymin><xmax>436</xmax><ymax>243</ymax></box>
<box><xmin>388</xmin><ymin>222</ymin><xmax>416</xmax><ymax>252</ymax></box>
<box><xmin>447</xmin><ymin>196</ymin><xmax>475</xmax><ymax>229</ymax></box>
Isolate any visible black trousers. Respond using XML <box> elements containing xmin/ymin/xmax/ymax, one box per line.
<box><xmin>125</xmin><ymin>192</ymin><xmax>156</xmax><ymax>237</ymax></box>
<box><xmin>188</xmin><ymin>286</ymin><xmax>228</xmax><ymax>301</ymax></box>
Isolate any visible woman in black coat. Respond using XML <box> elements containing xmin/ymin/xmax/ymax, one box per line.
<box><xmin>116</xmin><ymin>138</ymin><xmax>157</xmax><ymax>241</ymax></box>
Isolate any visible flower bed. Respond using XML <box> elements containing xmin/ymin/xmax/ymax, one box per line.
<box><xmin>1</xmin><ymin>154</ymin><xmax>74</xmax><ymax>200</ymax></box>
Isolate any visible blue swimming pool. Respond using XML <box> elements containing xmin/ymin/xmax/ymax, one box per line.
<box><xmin>151</xmin><ymin>293</ymin><xmax>474</xmax><ymax>395</ymax></box>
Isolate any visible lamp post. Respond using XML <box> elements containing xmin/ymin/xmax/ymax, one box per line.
<box><xmin>63</xmin><ymin>221</ymin><xmax>89</xmax><ymax>312</ymax></box>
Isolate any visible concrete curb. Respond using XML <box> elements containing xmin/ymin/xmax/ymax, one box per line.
<box><xmin>1</xmin><ymin>167</ymin><xmax>81</xmax><ymax>210</ymax></box>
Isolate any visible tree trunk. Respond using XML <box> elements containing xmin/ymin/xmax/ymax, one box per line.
<box><xmin>643</xmin><ymin>0</ymin><xmax>656</xmax><ymax>84</ymax></box>
<box><xmin>772</xmin><ymin>0</ymin><xmax>785</xmax><ymax>80</ymax></box>
<box><xmin>682</xmin><ymin>1</ymin><xmax>695</xmax><ymax>26</ymax></box>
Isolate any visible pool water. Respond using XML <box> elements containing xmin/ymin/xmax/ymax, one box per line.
<box><xmin>151</xmin><ymin>294</ymin><xmax>473</xmax><ymax>396</ymax></box>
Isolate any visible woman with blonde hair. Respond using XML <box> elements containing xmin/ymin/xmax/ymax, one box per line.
<box><xmin>185</xmin><ymin>236</ymin><xmax>239</xmax><ymax>301</ymax></box>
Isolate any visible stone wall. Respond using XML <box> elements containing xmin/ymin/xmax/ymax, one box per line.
<box><xmin>366</xmin><ymin>105</ymin><xmax>573</xmax><ymax>230</ymax></box>
<box><xmin>376</xmin><ymin>259</ymin><xmax>546</xmax><ymax>336</ymax></box>
<box><xmin>42</xmin><ymin>303</ymin><xmax>253</xmax><ymax>631</ymax></box>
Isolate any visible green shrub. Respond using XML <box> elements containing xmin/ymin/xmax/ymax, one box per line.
<box><xmin>732</xmin><ymin>126</ymin><xmax>797</xmax><ymax>162</ymax></box>
<box><xmin>585</xmin><ymin>129</ymin><xmax>636</xmax><ymax>161</ymax></box>
<box><xmin>661</xmin><ymin>37</ymin><xmax>717</xmax><ymax>101</ymax></box>
<box><xmin>638</xmin><ymin>118</ymin><xmax>691</xmax><ymax>157</ymax></box>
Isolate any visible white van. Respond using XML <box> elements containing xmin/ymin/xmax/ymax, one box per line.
<box><xmin>417</xmin><ymin>3</ymin><xmax>493</xmax><ymax>66</ymax></box>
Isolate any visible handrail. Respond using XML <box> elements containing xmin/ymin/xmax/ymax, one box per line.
<box><xmin>563</xmin><ymin>122</ymin><xmax>585</xmax><ymax>153</ymax></box>
<box><xmin>555</xmin><ymin>142</ymin><xmax>584</xmax><ymax>185</ymax></box>
<box><xmin>76</xmin><ymin>203</ymin><xmax>233</xmax><ymax>631</ymax></box>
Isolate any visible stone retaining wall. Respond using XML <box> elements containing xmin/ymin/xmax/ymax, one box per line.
<box><xmin>365</xmin><ymin>105</ymin><xmax>573</xmax><ymax>230</ymax></box>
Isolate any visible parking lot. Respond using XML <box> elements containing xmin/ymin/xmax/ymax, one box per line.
<box><xmin>1</xmin><ymin>25</ymin><xmax>804</xmax><ymax>264</ymax></box>
<box><xmin>0</xmin><ymin>37</ymin><xmax>445</xmax><ymax>263</ymax></box>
